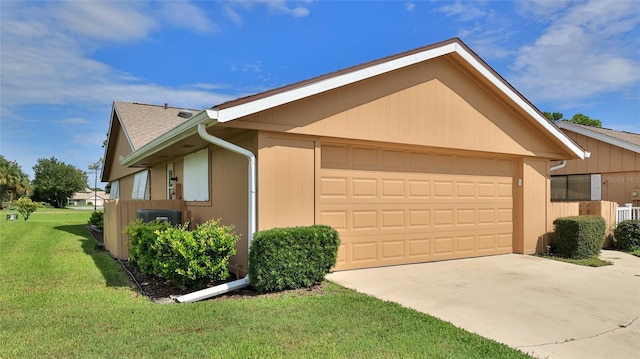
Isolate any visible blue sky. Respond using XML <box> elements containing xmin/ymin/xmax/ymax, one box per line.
<box><xmin>1</xmin><ymin>0</ymin><xmax>639</xmax><ymax>185</ymax></box>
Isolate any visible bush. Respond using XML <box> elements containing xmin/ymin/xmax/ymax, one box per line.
<box><xmin>88</xmin><ymin>211</ymin><xmax>104</xmax><ymax>230</ymax></box>
<box><xmin>249</xmin><ymin>225</ymin><xmax>340</xmax><ymax>292</ymax></box>
<box><xmin>552</xmin><ymin>216</ymin><xmax>606</xmax><ymax>259</ymax></box>
<box><xmin>124</xmin><ymin>219</ymin><xmax>173</xmax><ymax>274</ymax></box>
<box><xmin>614</xmin><ymin>220</ymin><xmax>640</xmax><ymax>251</ymax></box>
<box><xmin>153</xmin><ymin>220</ymin><xmax>238</xmax><ymax>287</ymax></box>
<box><xmin>124</xmin><ymin>219</ymin><xmax>238</xmax><ymax>287</ymax></box>
<box><xmin>15</xmin><ymin>197</ymin><xmax>37</xmax><ymax>221</ymax></box>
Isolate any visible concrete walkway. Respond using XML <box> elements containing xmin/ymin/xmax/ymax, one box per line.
<box><xmin>327</xmin><ymin>251</ymin><xmax>640</xmax><ymax>359</ymax></box>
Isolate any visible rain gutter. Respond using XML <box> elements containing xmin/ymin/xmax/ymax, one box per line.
<box><xmin>174</xmin><ymin>113</ymin><xmax>256</xmax><ymax>303</ymax></box>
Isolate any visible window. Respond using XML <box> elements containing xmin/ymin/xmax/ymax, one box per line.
<box><xmin>551</xmin><ymin>174</ymin><xmax>601</xmax><ymax>201</ymax></box>
<box><xmin>108</xmin><ymin>180</ymin><xmax>120</xmax><ymax>200</ymax></box>
<box><xmin>167</xmin><ymin>163</ymin><xmax>174</xmax><ymax>199</ymax></box>
<box><xmin>183</xmin><ymin>148</ymin><xmax>209</xmax><ymax>201</ymax></box>
<box><xmin>132</xmin><ymin>170</ymin><xmax>150</xmax><ymax>200</ymax></box>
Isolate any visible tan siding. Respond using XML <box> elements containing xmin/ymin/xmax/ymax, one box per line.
<box><xmin>105</xmin><ymin>125</ymin><xmax>140</xmax><ymax>181</ymax></box>
<box><xmin>521</xmin><ymin>158</ymin><xmax>550</xmax><ymax>254</ymax></box>
<box><xmin>149</xmin><ymin>165</ymin><xmax>165</xmax><ymax>200</ymax></box>
<box><xmin>228</xmin><ymin>57</ymin><xmax>569</xmax><ymax>160</ymax></box>
<box><xmin>257</xmin><ymin>133</ymin><xmax>316</xmax><ymax>230</ymax></box>
<box><xmin>554</xmin><ymin>129</ymin><xmax>640</xmax><ymax>205</ymax></box>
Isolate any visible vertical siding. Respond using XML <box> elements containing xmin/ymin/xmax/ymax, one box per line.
<box><xmin>521</xmin><ymin>158</ymin><xmax>550</xmax><ymax>254</ymax></box>
<box><xmin>258</xmin><ymin>133</ymin><xmax>316</xmax><ymax>230</ymax></box>
<box><xmin>231</xmin><ymin>57</ymin><xmax>569</xmax><ymax>159</ymax></box>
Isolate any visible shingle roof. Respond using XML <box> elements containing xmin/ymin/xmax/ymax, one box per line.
<box><xmin>559</xmin><ymin>121</ymin><xmax>640</xmax><ymax>149</ymax></box>
<box><xmin>114</xmin><ymin>102</ymin><xmax>200</xmax><ymax>150</ymax></box>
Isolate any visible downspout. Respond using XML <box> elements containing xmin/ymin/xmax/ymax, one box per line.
<box><xmin>549</xmin><ymin>160</ymin><xmax>567</xmax><ymax>172</ymax></box>
<box><xmin>175</xmin><ymin>123</ymin><xmax>256</xmax><ymax>303</ymax></box>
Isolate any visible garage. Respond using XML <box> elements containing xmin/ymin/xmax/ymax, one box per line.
<box><xmin>319</xmin><ymin>142</ymin><xmax>514</xmax><ymax>270</ymax></box>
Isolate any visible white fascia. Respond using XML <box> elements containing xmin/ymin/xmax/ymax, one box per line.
<box><xmin>214</xmin><ymin>43</ymin><xmax>457</xmax><ymax>123</ymax></box>
<box><xmin>452</xmin><ymin>45</ymin><xmax>585</xmax><ymax>159</ymax></box>
<box><xmin>557</xmin><ymin>121</ymin><xmax>640</xmax><ymax>154</ymax></box>
<box><xmin>119</xmin><ymin>109</ymin><xmax>218</xmax><ymax>167</ymax></box>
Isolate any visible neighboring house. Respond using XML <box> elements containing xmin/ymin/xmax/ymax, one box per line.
<box><xmin>69</xmin><ymin>188</ymin><xmax>108</xmax><ymax>207</ymax></box>
<box><xmin>101</xmin><ymin>38</ymin><xmax>586</xmax><ymax>272</ymax></box>
<box><xmin>552</xmin><ymin>121</ymin><xmax>640</xmax><ymax>207</ymax></box>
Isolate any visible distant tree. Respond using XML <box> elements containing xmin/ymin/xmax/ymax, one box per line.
<box><xmin>569</xmin><ymin>113</ymin><xmax>601</xmax><ymax>127</ymax></box>
<box><xmin>543</xmin><ymin>111</ymin><xmax>564</xmax><ymax>122</ymax></box>
<box><xmin>15</xmin><ymin>197</ymin><xmax>37</xmax><ymax>221</ymax></box>
<box><xmin>0</xmin><ymin>155</ymin><xmax>31</xmax><ymax>209</ymax></box>
<box><xmin>88</xmin><ymin>158</ymin><xmax>103</xmax><ymax>211</ymax></box>
<box><xmin>32</xmin><ymin>157</ymin><xmax>87</xmax><ymax>208</ymax></box>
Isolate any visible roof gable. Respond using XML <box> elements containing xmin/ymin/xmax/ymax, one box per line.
<box><xmin>119</xmin><ymin>38</ymin><xmax>587</xmax><ymax>167</ymax></box>
<box><xmin>557</xmin><ymin>121</ymin><xmax>640</xmax><ymax>154</ymax></box>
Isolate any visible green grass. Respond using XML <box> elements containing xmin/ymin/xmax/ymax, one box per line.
<box><xmin>0</xmin><ymin>210</ymin><xmax>531</xmax><ymax>358</ymax></box>
<box><xmin>535</xmin><ymin>254</ymin><xmax>613</xmax><ymax>267</ymax></box>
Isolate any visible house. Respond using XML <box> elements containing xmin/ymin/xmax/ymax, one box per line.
<box><xmin>101</xmin><ymin>38</ymin><xmax>586</xmax><ymax>273</ymax></box>
<box><xmin>552</xmin><ymin>121</ymin><xmax>640</xmax><ymax>207</ymax></box>
<box><xmin>69</xmin><ymin>188</ymin><xmax>108</xmax><ymax>207</ymax></box>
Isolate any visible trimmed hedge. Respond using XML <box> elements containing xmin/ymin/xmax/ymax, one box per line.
<box><xmin>249</xmin><ymin>225</ymin><xmax>340</xmax><ymax>292</ymax></box>
<box><xmin>552</xmin><ymin>215</ymin><xmax>606</xmax><ymax>259</ymax></box>
<box><xmin>124</xmin><ymin>219</ymin><xmax>238</xmax><ymax>287</ymax></box>
<box><xmin>614</xmin><ymin>219</ymin><xmax>640</xmax><ymax>251</ymax></box>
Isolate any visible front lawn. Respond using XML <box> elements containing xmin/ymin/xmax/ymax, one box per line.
<box><xmin>0</xmin><ymin>210</ymin><xmax>531</xmax><ymax>358</ymax></box>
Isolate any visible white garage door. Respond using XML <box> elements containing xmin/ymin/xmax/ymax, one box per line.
<box><xmin>319</xmin><ymin>143</ymin><xmax>514</xmax><ymax>270</ymax></box>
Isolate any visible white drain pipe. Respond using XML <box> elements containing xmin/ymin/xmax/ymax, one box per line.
<box><xmin>175</xmin><ymin>123</ymin><xmax>256</xmax><ymax>303</ymax></box>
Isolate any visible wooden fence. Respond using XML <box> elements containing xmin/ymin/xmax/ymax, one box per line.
<box><xmin>103</xmin><ymin>199</ymin><xmax>187</xmax><ymax>260</ymax></box>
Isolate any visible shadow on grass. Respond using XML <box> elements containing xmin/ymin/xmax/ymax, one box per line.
<box><xmin>54</xmin><ymin>224</ymin><xmax>131</xmax><ymax>288</ymax></box>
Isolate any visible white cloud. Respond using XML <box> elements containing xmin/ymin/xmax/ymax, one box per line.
<box><xmin>510</xmin><ymin>0</ymin><xmax>640</xmax><ymax>105</ymax></box>
<box><xmin>405</xmin><ymin>3</ymin><xmax>416</xmax><ymax>12</ymax></box>
<box><xmin>225</xmin><ymin>0</ymin><xmax>312</xmax><ymax>24</ymax></box>
<box><xmin>436</xmin><ymin>0</ymin><xmax>487</xmax><ymax>21</ymax></box>
<box><xmin>0</xmin><ymin>1</ymin><xmax>228</xmax><ymax>113</ymax></box>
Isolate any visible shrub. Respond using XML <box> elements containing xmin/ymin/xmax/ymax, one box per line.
<box><xmin>88</xmin><ymin>210</ymin><xmax>104</xmax><ymax>230</ymax></box>
<box><xmin>552</xmin><ymin>216</ymin><xmax>606</xmax><ymax>259</ymax></box>
<box><xmin>249</xmin><ymin>225</ymin><xmax>340</xmax><ymax>292</ymax></box>
<box><xmin>614</xmin><ymin>220</ymin><xmax>640</xmax><ymax>252</ymax></box>
<box><xmin>153</xmin><ymin>220</ymin><xmax>238</xmax><ymax>287</ymax></box>
<box><xmin>15</xmin><ymin>197</ymin><xmax>37</xmax><ymax>221</ymax></box>
<box><xmin>124</xmin><ymin>219</ymin><xmax>238</xmax><ymax>287</ymax></box>
<box><xmin>124</xmin><ymin>219</ymin><xmax>172</xmax><ymax>274</ymax></box>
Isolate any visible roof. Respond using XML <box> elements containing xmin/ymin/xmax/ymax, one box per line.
<box><xmin>119</xmin><ymin>38</ymin><xmax>587</xmax><ymax>167</ymax></box>
<box><xmin>71</xmin><ymin>189</ymin><xmax>108</xmax><ymax>200</ymax></box>
<box><xmin>113</xmin><ymin>102</ymin><xmax>200</xmax><ymax>150</ymax></box>
<box><xmin>557</xmin><ymin>121</ymin><xmax>640</xmax><ymax>154</ymax></box>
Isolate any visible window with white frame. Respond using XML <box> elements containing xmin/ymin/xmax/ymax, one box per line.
<box><xmin>108</xmin><ymin>180</ymin><xmax>120</xmax><ymax>200</ymax></box>
<box><xmin>131</xmin><ymin>170</ymin><xmax>150</xmax><ymax>200</ymax></box>
<box><xmin>551</xmin><ymin>174</ymin><xmax>601</xmax><ymax>201</ymax></box>
<box><xmin>183</xmin><ymin>148</ymin><xmax>209</xmax><ymax>201</ymax></box>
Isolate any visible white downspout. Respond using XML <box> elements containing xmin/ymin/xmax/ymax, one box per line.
<box><xmin>175</xmin><ymin>123</ymin><xmax>256</xmax><ymax>303</ymax></box>
<box><xmin>549</xmin><ymin>160</ymin><xmax>567</xmax><ymax>172</ymax></box>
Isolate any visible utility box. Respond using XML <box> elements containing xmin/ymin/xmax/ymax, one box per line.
<box><xmin>137</xmin><ymin>209</ymin><xmax>182</xmax><ymax>226</ymax></box>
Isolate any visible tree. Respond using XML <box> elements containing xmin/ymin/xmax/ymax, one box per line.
<box><xmin>569</xmin><ymin>113</ymin><xmax>601</xmax><ymax>127</ymax></box>
<box><xmin>0</xmin><ymin>155</ymin><xmax>31</xmax><ymax>209</ymax></box>
<box><xmin>15</xmin><ymin>197</ymin><xmax>37</xmax><ymax>221</ymax></box>
<box><xmin>32</xmin><ymin>157</ymin><xmax>87</xmax><ymax>208</ymax></box>
<box><xmin>543</xmin><ymin>111</ymin><xmax>564</xmax><ymax>122</ymax></box>
<box><xmin>88</xmin><ymin>158</ymin><xmax>103</xmax><ymax>211</ymax></box>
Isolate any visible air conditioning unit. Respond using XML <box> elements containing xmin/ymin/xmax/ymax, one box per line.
<box><xmin>137</xmin><ymin>209</ymin><xmax>182</xmax><ymax>226</ymax></box>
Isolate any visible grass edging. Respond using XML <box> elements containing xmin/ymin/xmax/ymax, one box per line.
<box><xmin>534</xmin><ymin>254</ymin><xmax>612</xmax><ymax>267</ymax></box>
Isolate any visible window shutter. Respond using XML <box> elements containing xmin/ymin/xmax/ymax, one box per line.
<box><xmin>184</xmin><ymin>148</ymin><xmax>209</xmax><ymax>201</ymax></box>
<box><xmin>591</xmin><ymin>174</ymin><xmax>602</xmax><ymax>201</ymax></box>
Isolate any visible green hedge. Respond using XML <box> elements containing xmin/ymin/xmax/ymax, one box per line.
<box><xmin>614</xmin><ymin>219</ymin><xmax>640</xmax><ymax>251</ymax></box>
<box><xmin>552</xmin><ymin>215</ymin><xmax>606</xmax><ymax>259</ymax></box>
<box><xmin>88</xmin><ymin>210</ymin><xmax>104</xmax><ymax>230</ymax></box>
<box><xmin>124</xmin><ymin>219</ymin><xmax>238</xmax><ymax>287</ymax></box>
<box><xmin>249</xmin><ymin>225</ymin><xmax>340</xmax><ymax>292</ymax></box>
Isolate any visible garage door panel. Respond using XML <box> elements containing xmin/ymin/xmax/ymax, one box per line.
<box><xmin>320</xmin><ymin>143</ymin><xmax>513</xmax><ymax>270</ymax></box>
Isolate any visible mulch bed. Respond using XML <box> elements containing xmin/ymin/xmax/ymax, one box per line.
<box><xmin>85</xmin><ymin>226</ymin><xmax>326</xmax><ymax>303</ymax></box>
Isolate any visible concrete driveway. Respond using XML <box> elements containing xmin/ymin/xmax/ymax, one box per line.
<box><xmin>327</xmin><ymin>251</ymin><xmax>640</xmax><ymax>359</ymax></box>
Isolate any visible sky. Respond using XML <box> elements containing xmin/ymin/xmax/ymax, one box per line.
<box><xmin>1</xmin><ymin>0</ymin><xmax>639</xmax><ymax>186</ymax></box>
